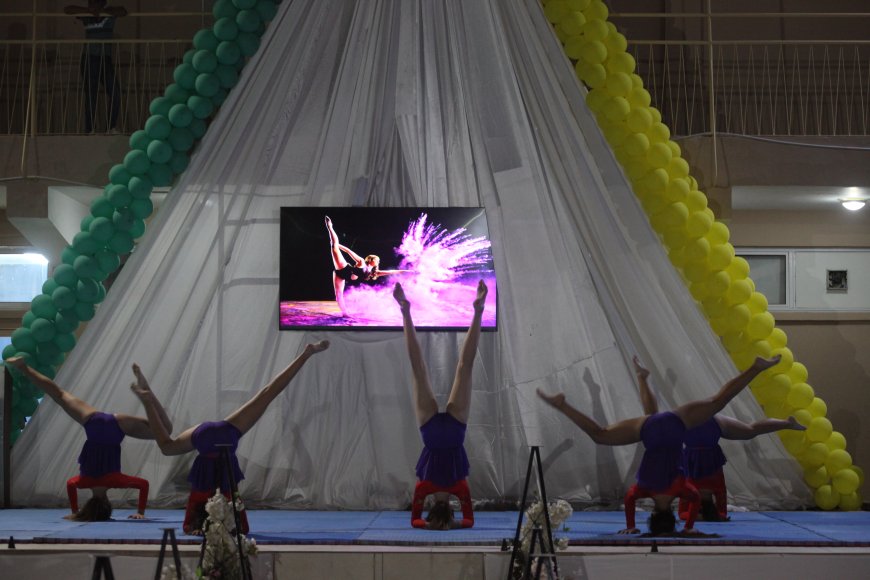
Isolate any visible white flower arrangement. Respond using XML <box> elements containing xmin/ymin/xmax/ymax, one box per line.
<box><xmin>196</xmin><ymin>492</ymin><xmax>258</xmax><ymax>580</ymax></box>
<box><xmin>511</xmin><ymin>498</ymin><xmax>572</xmax><ymax>579</ymax></box>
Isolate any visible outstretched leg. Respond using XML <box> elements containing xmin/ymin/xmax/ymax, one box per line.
<box><xmin>717</xmin><ymin>414</ymin><xmax>805</xmax><ymax>440</ymax></box>
<box><xmin>5</xmin><ymin>357</ymin><xmax>96</xmax><ymax>425</ymax></box>
<box><xmin>446</xmin><ymin>281</ymin><xmax>487</xmax><ymax>424</ymax></box>
<box><xmin>225</xmin><ymin>341</ymin><xmax>330</xmax><ymax>435</ymax></box>
<box><xmin>673</xmin><ymin>355</ymin><xmax>781</xmax><ymax>430</ymax></box>
<box><xmin>325</xmin><ymin>216</ymin><xmax>349</xmax><ymax>270</ymax></box>
<box><xmin>537</xmin><ymin>389</ymin><xmax>647</xmax><ymax>446</ymax></box>
<box><xmin>394</xmin><ymin>283</ymin><xmax>438</xmax><ymax>426</ymax></box>
<box><xmin>633</xmin><ymin>356</ymin><xmax>658</xmax><ymax>415</ymax></box>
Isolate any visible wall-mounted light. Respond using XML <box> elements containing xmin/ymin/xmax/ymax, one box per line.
<box><xmin>840</xmin><ymin>199</ymin><xmax>866</xmax><ymax>211</ymax></box>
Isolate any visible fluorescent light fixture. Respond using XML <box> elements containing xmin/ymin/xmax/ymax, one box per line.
<box><xmin>840</xmin><ymin>199</ymin><xmax>866</xmax><ymax>211</ymax></box>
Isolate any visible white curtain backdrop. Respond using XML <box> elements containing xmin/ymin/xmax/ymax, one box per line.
<box><xmin>13</xmin><ymin>0</ymin><xmax>808</xmax><ymax>510</ymax></box>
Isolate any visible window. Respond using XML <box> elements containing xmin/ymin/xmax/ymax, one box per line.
<box><xmin>0</xmin><ymin>253</ymin><xmax>49</xmax><ymax>303</ymax></box>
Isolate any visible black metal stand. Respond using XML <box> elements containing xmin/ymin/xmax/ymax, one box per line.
<box><xmin>506</xmin><ymin>446</ymin><xmax>559</xmax><ymax>580</ymax></box>
<box><xmin>91</xmin><ymin>555</ymin><xmax>115</xmax><ymax>580</ymax></box>
<box><xmin>197</xmin><ymin>444</ymin><xmax>252</xmax><ymax>580</ymax></box>
<box><xmin>154</xmin><ymin>528</ymin><xmax>183</xmax><ymax>580</ymax></box>
<box><xmin>524</xmin><ymin>527</ymin><xmax>557</xmax><ymax>580</ymax></box>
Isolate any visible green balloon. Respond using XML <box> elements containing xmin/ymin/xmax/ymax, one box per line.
<box><xmin>213</xmin><ymin>0</ymin><xmax>239</xmax><ymax>20</ymax></box>
<box><xmin>165</xmin><ymin>83</ymin><xmax>190</xmax><ymax>104</ymax></box>
<box><xmin>80</xmin><ymin>215</ymin><xmax>95</xmax><ymax>232</ymax></box>
<box><xmin>124</xmin><ymin>150</ymin><xmax>151</xmax><ymax>175</ymax></box>
<box><xmin>188</xmin><ymin>95</ymin><xmax>214</xmax><ymax>119</ymax></box>
<box><xmin>255</xmin><ymin>0</ymin><xmax>277</xmax><ymax>22</ymax></box>
<box><xmin>107</xmin><ymin>184</ymin><xmax>133</xmax><ymax>208</ymax></box>
<box><xmin>61</xmin><ymin>247</ymin><xmax>80</xmax><ymax>266</ymax></box>
<box><xmin>168</xmin><ymin>127</ymin><xmax>194</xmax><ymax>152</ymax></box>
<box><xmin>22</xmin><ymin>311</ymin><xmax>36</xmax><ymax>328</ymax></box>
<box><xmin>211</xmin><ymin>88</ymin><xmax>228</xmax><ymax>108</ymax></box>
<box><xmin>173</xmin><ymin>63</ymin><xmax>198</xmax><ymax>90</ymax></box>
<box><xmin>148</xmin><ymin>163</ymin><xmax>174</xmax><ymax>187</ymax></box>
<box><xmin>130</xmin><ymin>219</ymin><xmax>146</xmax><ymax>239</ymax></box>
<box><xmin>215</xmin><ymin>64</ymin><xmax>239</xmax><ymax>89</ymax></box>
<box><xmin>193</xmin><ymin>50</ymin><xmax>218</xmax><ymax>74</ymax></box>
<box><xmin>168</xmin><ymin>103</ymin><xmax>193</xmax><ymax>128</ymax></box>
<box><xmin>89</xmin><ymin>217</ymin><xmax>115</xmax><ymax>242</ymax></box>
<box><xmin>31</xmin><ymin>294</ymin><xmax>57</xmax><ymax>319</ymax></box>
<box><xmin>55</xmin><ymin>310</ymin><xmax>79</xmax><ymax>334</ymax></box>
<box><xmin>214</xmin><ymin>17</ymin><xmax>240</xmax><ymax>41</ymax></box>
<box><xmin>130</xmin><ymin>197</ymin><xmax>154</xmax><ymax>220</ymax></box>
<box><xmin>90</xmin><ymin>195</ymin><xmax>115</xmax><ymax>218</ymax></box>
<box><xmin>17</xmin><ymin>395</ymin><xmax>40</xmax><ymax>417</ymax></box>
<box><xmin>95</xmin><ymin>249</ymin><xmax>121</xmax><ymax>275</ymax></box>
<box><xmin>113</xmin><ymin>207</ymin><xmax>136</xmax><ymax>231</ymax></box>
<box><xmin>129</xmin><ymin>129</ymin><xmax>151</xmax><ymax>151</ymax></box>
<box><xmin>169</xmin><ymin>150</ymin><xmax>190</xmax><ymax>174</ymax></box>
<box><xmin>149</xmin><ymin>96</ymin><xmax>172</xmax><ymax>117</ymax></box>
<box><xmin>182</xmin><ymin>48</ymin><xmax>197</xmax><ymax>64</ymax></box>
<box><xmin>237</xmin><ymin>32</ymin><xmax>260</xmax><ymax>56</ymax></box>
<box><xmin>128</xmin><ymin>175</ymin><xmax>154</xmax><ymax>199</ymax></box>
<box><xmin>2</xmin><ymin>343</ymin><xmax>17</xmax><ymax>360</ymax></box>
<box><xmin>54</xmin><ymin>331</ymin><xmax>77</xmax><ymax>351</ymax></box>
<box><xmin>73</xmin><ymin>301</ymin><xmax>95</xmax><ymax>322</ymax></box>
<box><xmin>236</xmin><ymin>9</ymin><xmax>261</xmax><ymax>33</ymax></box>
<box><xmin>73</xmin><ymin>254</ymin><xmax>102</xmax><ymax>279</ymax></box>
<box><xmin>36</xmin><ymin>341</ymin><xmax>63</xmax><ymax>367</ymax></box>
<box><xmin>193</xmin><ymin>28</ymin><xmax>220</xmax><ymax>51</ymax></box>
<box><xmin>41</xmin><ymin>278</ymin><xmax>59</xmax><ymax>296</ymax></box>
<box><xmin>108</xmin><ymin>231</ymin><xmax>134</xmax><ymax>254</ymax></box>
<box><xmin>145</xmin><ymin>115</ymin><xmax>172</xmax><ymax>140</ymax></box>
<box><xmin>76</xmin><ymin>278</ymin><xmax>102</xmax><ymax>303</ymax></box>
<box><xmin>189</xmin><ymin>118</ymin><xmax>207</xmax><ymax>139</ymax></box>
<box><xmin>109</xmin><ymin>164</ymin><xmax>131</xmax><ymax>185</ymax></box>
<box><xmin>52</xmin><ymin>286</ymin><xmax>77</xmax><ymax>311</ymax></box>
<box><xmin>233</xmin><ymin>0</ymin><xmax>257</xmax><ymax>10</ymax></box>
<box><xmin>147</xmin><ymin>140</ymin><xmax>173</xmax><ymax>164</ymax></box>
<box><xmin>96</xmin><ymin>282</ymin><xmax>107</xmax><ymax>303</ymax></box>
<box><xmin>195</xmin><ymin>73</ymin><xmax>220</xmax><ymax>97</ymax></box>
<box><xmin>216</xmin><ymin>41</ymin><xmax>241</xmax><ymax>66</ymax></box>
<box><xmin>30</xmin><ymin>317</ymin><xmax>56</xmax><ymax>343</ymax></box>
<box><xmin>73</xmin><ymin>231</ymin><xmax>102</xmax><ymax>255</ymax></box>
<box><xmin>53</xmin><ymin>264</ymin><xmax>78</xmax><ymax>288</ymax></box>
<box><xmin>11</xmin><ymin>327</ymin><xmax>38</xmax><ymax>352</ymax></box>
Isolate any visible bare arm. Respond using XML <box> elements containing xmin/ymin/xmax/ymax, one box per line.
<box><xmin>632</xmin><ymin>356</ymin><xmax>658</xmax><ymax>415</ymax></box>
<box><xmin>338</xmin><ymin>244</ymin><xmax>365</xmax><ymax>265</ymax></box>
<box><xmin>537</xmin><ymin>389</ymin><xmax>646</xmax><ymax>446</ymax></box>
<box><xmin>717</xmin><ymin>415</ymin><xmax>805</xmax><ymax>440</ymax></box>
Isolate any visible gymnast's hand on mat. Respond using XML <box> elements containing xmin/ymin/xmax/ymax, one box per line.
<box><xmin>618</xmin><ymin>528</ymin><xmax>640</xmax><ymax>535</ymax></box>
<box><xmin>128</xmin><ymin>513</ymin><xmax>146</xmax><ymax>520</ymax></box>
<box><xmin>304</xmin><ymin>340</ymin><xmax>330</xmax><ymax>356</ymax></box>
<box><xmin>680</xmin><ymin>527</ymin><xmax>703</xmax><ymax>536</ymax></box>
<box><xmin>536</xmin><ymin>389</ymin><xmax>566</xmax><ymax>410</ymax></box>
<box><xmin>631</xmin><ymin>356</ymin><xmax>650</xmax><ymax>380</ymax></box>
<box><xmin>786</xmin><ymin>416</ymin><xmax>807</xmax><ymax>431</ymax></box>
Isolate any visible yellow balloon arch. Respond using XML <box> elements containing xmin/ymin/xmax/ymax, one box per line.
<box><xmin>541</xmin><ymin>0</ymin><xmax>862</xmax><ymax>509</ymax></box>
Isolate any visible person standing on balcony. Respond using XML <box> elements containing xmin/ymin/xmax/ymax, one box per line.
<box><xmin>64</xmin><ymin>0</ymin><xmax>127</xmax><ymax>134</ymax></box>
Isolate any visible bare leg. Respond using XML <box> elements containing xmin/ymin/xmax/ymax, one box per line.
<box><xmin>332</xmin><ymin>273</ymin><xmax>349</xmax><ymax>316</ymax></box>
<box><xmin>537</xmin><ymin>389</ymin><xmax>647</xmax><ymax>446</ymax></box>
<box><xmin>633</xmin><ymin>356</ymin><xmax>658</xmax><ymax>415</ymax></box>
<box><xmin>5</xmin><ymin>357</ymin><xmax>96</xmax><ymax>425</ymax></box>
<box><xmin>131</xmin><ymin>379</ymin><xmax>196</xmax><ymax>455</ymax></box>
<box><xmin>673</xmin><ymin>355</ymin><xmax>781</xmax><ymax>430</ymax></box>
<box><xmin>446</xmin><ymin>281</ymin><xmax>487</xmax><ymax>424</ymax></box>
<box><xmin>225</xmin><ymin>341</ymin><xmax>330</xmax><ymax>435</ymax></box>
<box><xmin>394</xmin><ymin>283</ymin><xmax>438</xmax><ymax>426</ymax></box>
<box><xmin>325</xmin><ymin>216</ymin><xmax>349</xmax><ymax>270</ymax></box>
<box><xmin>717</xmin><ymin>414</ymin><xmax>805</xmax><ymax>440</ymax></box>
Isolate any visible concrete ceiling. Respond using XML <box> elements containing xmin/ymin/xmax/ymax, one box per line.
<box><xmin>732</xmin><ymin>186</ymin><xmax>870</xmax><ymax>211</ymax></box>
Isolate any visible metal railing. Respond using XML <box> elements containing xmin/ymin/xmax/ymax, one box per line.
<box><xmin>610</xmin><ymin>4</ymin><xmax>870</xmax><ymax>137</ymax></box>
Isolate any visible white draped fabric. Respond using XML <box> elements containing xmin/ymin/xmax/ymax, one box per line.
<box><xmin>13</xmin><ymin>0</ymin><xmax>808</xmax><ymax>510</ymax></box>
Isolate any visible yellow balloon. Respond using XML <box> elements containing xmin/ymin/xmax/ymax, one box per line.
<box><xmin>709</xmin><ymin>315</ymin><xmax>730</xmax><ymax>336</ymax></box>
<box><xmin>605</xmin><ymin>71</ymin><xmax>632</xmax><ymax>96</ymax></box>
<box><xmin>649</xmin><ymin>107</ymin><xmax>662</xmax><ymax>123</ymax></box>
<box><xmin>544</xmin><ymin>1</ymin><xmax>571</xmax><ymax>23</ymax></box>
<box><xmin>667</xmin><ymin>156</ymin><xmax>691</xmax><ymax>180</ymax></box>
<box><xmin>705</xmin><ymin>221</ymin><xmax>730</xmax><ymax>246</ymax></box>
<box><xmin>725</xmin><ymin>279</ymin><xmax>752</xmax><ymax>305</ymax></box>
<box><xmin>665</xmin><ymin>177</ymin><xmax>690</xmax><ymax>203</ymax></box>
<box><xmin>832</xmin><ymin>468</ymin><xmax>859</xmax><ymax>495</ymax></box>
<box><xmin>757</xmin><ymin>373</ymin><xmax>791</xmax><ymax>404</ymax></box>
<box><xmin>779</xmin><ymin>429</ymin><xmax>808</xmax><ymax>455</ymax></box>
<box><xmin>604</xmin><ymin>31</ymin><xmax>628</xmax><ymax>53</ymax></box>
<box><xmin>646</xmin><ymin>142</ymin><xmax>673</xmax><ymax>169</ymax></box>
<box><xmin>641</xmin><ymin>192</ymin><xmax>668</xmax><ymax>215</ymax></box>
<box><xmin>726</xmin><ymin>303</ymin><xmax>751</xmax><ymax>332</ymax></box>
<box><xmin>603</xmin><ymin>96</ymin><xmax>630</xmax><ymax>121</ymax></box>
<box><xmin>799</xmin><ymin>442</ymin><xmax>829</xmax><ymax>468</ymax></box>
<box><xmin>720</xmin><ymin>329</ymin><xmax>746</xmax><ymax>351</ymax></box>
<box><xmin>628</xmin><ymin>87</ymin><xmax>651</xmax><ymax>108</ymax></box>
<box><xmin>706</xmin><ymin>270</ymin><xmax>730</xmax><ymax>297</ymax></box>
<box><xmin>746</xmin><ymin>291</ymin><xmax>769</xmax><ymax>314</ymax></box>
<box><xmin>825</xmin><ymin>449</ymin><xmax>852</xmax><ymax>474</ymax></box>
<box><xmin>852</xmin><ymin>465</ymin><xmax>865</xmax><ymax>487</ymax></box>
<box><xmin>793</xmin><ymin>409</ymin><xmax>813</xmax><ymax>427</ymax></box>
<box><xmin>746</xmin><ymin>312</ymin><xmax>775</xmax><ymax>340</ymax></box>
<box><xmin>683</xmin><ymin>260</ymin><xmax>708</xmax><ymax>283</ymax></box>
<box><xmin>629</xmin><ymin>73</ymin><xmax>643</xmax><ymax>89</ymax></box>
<box><xmin>690</xmin><ymin>281</ymin><xmax>710</xmax><ymax>301</ymax></box>
<box><xmin>707</xmin><ymin>242</ymin><xmax>734</xmax><ymax>271</ymax></box>
<box><xmin>685</xmin><ymin>188</ymin><xmax>708</xmax><ymax>212</ymax></box>
<box><xmin>575</xmin><ymin>61</ymin><xmax>607</xmax><ymax>89</ymax></box>
<box><xmin>764</xmin><ymin>400</ymin><xmax>795</xmax><ymax>419</ymax></box>
<box><xmin>786</xmin><ymin>382</ymin><xmax>814</xmax><ymax>408</ymax></box>
<box><xmin>838</xmin><ymin>491</ymin><xmax>863</xmax><ymax>511</ymax></box>
<box><xmin>647</xmin><ymin>122</ymin><xmax>670</xmax><ymax>143</ymax></box>
<box><xmin>626</xmin><ymin>107</ymin><xmax>653</xmax><ymax>133</ymax></box>
<box><xmin>807</xmin><ymin>416</ymin><xmax>834</xmax><ymax>443</ymax></box>
<box><xmin>814</xmin><ymin>485</ymin><xmax>840</xmax><ymax>510</ymax></box>
<box><xmin>825</xmin><ymin>431</ymin><xmax>847</xmax><ymax>451</ymax></box>
<box><xmin>685</xmin><ymin>236</ymin><xmax>710</xmax><ymax>261</ymax></box>
<box><xmin>582</xmin><ymin>0</ymin><xmax>609</xmax><ymax>21</ymax></box>
<box><xmin>770</xmin><ymin>346</ymin><xmax>794</xmax><ymax>374</ymax></box>
<box><xmin>768</xmin><ymin>327</ymin><xmax>787</xmax><ymax>349</ymax></box>
<box><xmin>581</xmin><ymin>19</ymin><xmax>609</xmax><ymax>42</ymax></box>
<box><xmin>663</xmin><ymin>226</ymin><xmax>690</xmax><ymax>249</ymax></box>
<box><xmin>644</xmin><ymin>168</ymin><xmax>670</xmax><ymax>194</ymax></box>
<box><xmin>749</xmin><ymin>339</ymin><xmax>773</xmax><ymax>359</ymax></box>
<box><xmin>586</xmin><ymin>88</ymin><xmax>608</xmax><ymax>112</ymax></box>
<box><xmin>726</xmin><ymin>256</ymin><xmax>749</xmax><ymax>280</ymax></box>
<box><xmin>579</xmin><ymin>40</ymin><xmax>608</xmax><ymax>64</ymax></box>
<box><xmin>559</xmin><ymin>11</ymin><xmax>587</xmax><ymax>35</ymax></box>
<box><xmin>623</xmin><ymin>132</ymin><xmax>650</xmax><ymax>157</ymax></box>
<box><xmin>661</xmin><ymin>201</ymin><xmax>689</xmax><ymax>229</ymax></box>
<box><xmin>605</xmin><ymin>52</ymin><xmax>636</xmax><ymax>75</ymax></box>
<box><xmin>666</xmin><ymin>140</ymin><xmax>681</xmax><ymax>158</ymax></box>
<box><xmin>804</xmin><ymin>465</ymin><xmax>829</xmax><ymax>488</ymax></box>
<box><xmin>566</xmin><ymin>0</ymin><xmax>592</xmax><ymax>10</ymax></box>
<box><xmin>787</xmin><ymin>362</ymin><xmax>809</xmax><ymax>384</ymax></box>
<box><xmin>731</xmin><ymin>349</ymin><xmax>755</xmax><ymax>371</ymax></box>
<box><xmin>807</xmin><ymin>397</ymin><xmax>827</xmax><ymax>418</ymax></box>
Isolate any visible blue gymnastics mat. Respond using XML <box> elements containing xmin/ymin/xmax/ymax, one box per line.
<box><xmin>1</xmin><ymin>509</ymin><xmax>868</xmax><ymax>547</ymax></box>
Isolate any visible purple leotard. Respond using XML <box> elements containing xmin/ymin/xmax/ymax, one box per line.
<box><xmin>188</xmin><ymin>421</ymin><xmax>245</xmax><ymax>492</ymax></box>
<box><xmin>682</xmin><ymin>417</ymin><xmax>727</xmax><ymax>479</ymax></box>
<box><xmin>636</xmin><ymin>411</ymin><xmax>686</xmax><ymax>491</ymax></box>
<box><xmin>415</xmin><ymin>413</ymin><xmax>470</xmax><ymax>488</ymax></box>
<box><xmin>78</xmin><ymin>412</ymin><xmax>124</xmax><ymax>478</ymax></box>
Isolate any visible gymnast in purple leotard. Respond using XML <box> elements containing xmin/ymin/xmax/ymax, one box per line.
<box><xmin>394</xmin><ymin>280</ymin><xmax>487</xmax><ymax>530</ymax></box>
<box><xmin>5</xmin><ymin>357</ymin><xmax>172</xmax><ymax>521</ymax></box>
<box><xmin>132</xmin><ymin>340</ymin><xmax>330</xmax><ymax>535</ymax></box>
<box><xmin>538</xmin><ymin>354</ymin><xmax>783</xmax><ymax>535</ymax></box>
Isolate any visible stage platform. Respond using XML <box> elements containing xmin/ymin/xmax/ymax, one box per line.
<box><xmin>1</xmin><ymin>509</ymin><xmax>869</xmax><ymax>579</ymax></box>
